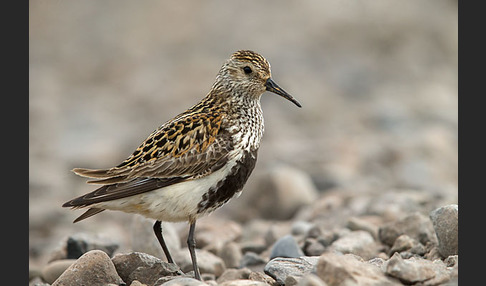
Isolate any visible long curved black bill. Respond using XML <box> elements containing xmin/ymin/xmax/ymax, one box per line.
<box><xmin>265</xmin><ymin>78</ymin><xmax>302</xmax><ymax>108</ymax></box>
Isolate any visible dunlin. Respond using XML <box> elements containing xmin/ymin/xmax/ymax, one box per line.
<box><xmin>63</xmin><ymin>50</ymin><xmax>301</xmax><ymax>280</ymax></box>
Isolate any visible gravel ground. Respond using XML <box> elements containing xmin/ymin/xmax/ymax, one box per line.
<box><xmin>30</xmin><ymin>1</ymin><xmax>457</xmax><ymax>285</ymax></box>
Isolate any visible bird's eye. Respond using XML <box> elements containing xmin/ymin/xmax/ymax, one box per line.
<box><xmin>243</xmin><ymin>66</ymin><xmax>252</xmax><ymax>74</ymax></box>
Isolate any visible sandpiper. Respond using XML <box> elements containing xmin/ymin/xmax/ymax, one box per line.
<box><xmin>63</xmin><ymin>50</ymin><xmax>301</xmax><ymax>280</ymax></box>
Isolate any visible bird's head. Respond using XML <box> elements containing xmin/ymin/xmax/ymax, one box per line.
<box><xmin>214</xmin><ymin>50</ymin><xmax>301</xmax><ymax>108</ymax></box>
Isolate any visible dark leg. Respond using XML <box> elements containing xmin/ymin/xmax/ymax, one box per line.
<box><xmin>153</xmin><ymin>220</ymin><xmax>175</xmax><ymax>264</ymax></box>
<box><xmin>187</xmin><ymin>221</ymin><xmax>201</xmax><ymax>281</ymax></box>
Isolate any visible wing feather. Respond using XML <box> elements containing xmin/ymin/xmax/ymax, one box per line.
<box><xmin>63</xmin><ymin>177</ymin><xmax>186</xmax><ymax>209</ymax></box>
<box><xmin>77</xmin><ymin>111</ymin><xmax>230</xmax><ymax>183</ymax></box>
<box><xmin>64</xmin><ymin>109</ymin><xmax>234</xmax><ymax>214</ymax></box>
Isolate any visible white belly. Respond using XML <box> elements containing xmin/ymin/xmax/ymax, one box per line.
<box><xmin>92</xmin><ymin>157</ymin><xmax>240</xmax><ymax>222</ymax></box>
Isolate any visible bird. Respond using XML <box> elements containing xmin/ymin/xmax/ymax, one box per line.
<box><xmin>62</xmin><ymin>50</ymin><xmax>301</xmax><ymax>280</ymax></box>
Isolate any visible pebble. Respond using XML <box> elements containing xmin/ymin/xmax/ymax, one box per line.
<box><xmin>264</xmin><ymin>222</ymin><xmax>292</xmax><ymax>247</ymax></box>
<box><xmin>424</xmin><ymin>243</ymin><xmax>443</xmax><ymax>261</ymax></box>
<box><xmin>112</xmin><ymin>251</ymin><xmax>180</xmax><ymax>284</ymax></box>
<box><xmin>247</xmin><ymin>272</ymin><xmax>277</xmax><ymax>285</ymax></box>
<box><xmin>264</xmin><ymin>256</ymin><xmax>319</xmax><ymax>285</ymax></box>
<box><xmin>445</xmin><ymin>255</ymin><xmax>458</xmax><ymax>268</ymax></box>
<box><xmin>305</xmin><ymin>225</ymin><xmax>323</xmax><ymax>239</ymax></box>
<box><xmin>445</xmin><ymin>255</ymin><xmax>459</xmax><ymax>280</ymax></box>
<box><xmin>283</xmin><ymin>275</ymin><xmax>301</xmax><ymax>286</ymax></box>
<box><xmin>240</xmin><ymin>252</ymin><xmax>267</xmax><ymax>269</ymax></box>
<box><xmin>128</xmin><ymin>264</ymin><xmax>182</xmax><ymax>286</ymax></box>
<box><xmin>426</xmin><ymin>261</ymin><xmax>456</xmax><ymax>286</ymax></box>
<box><xmin>389</xmin><ymin>234</ymin><xmax>426</xmax><ymax>256</ymax></box>
<box><xmin>41</xmin><ymin>259</ymin><xmax>76</xmax><ymax>284</ymax></box>
<box><xmin>366</xmin><ymin>191</ymin><xmax>434</xmax><ymax>221</ymax></box>
<box><xmin>217</xmin><ymin>268</ymin><xmax>252</xmax><ymax>283</ymax></box>
<box><xmin>386</xmin><ymin>253</ymin><xmax>433</xmax><ymax>283</ymax></box>
<box><xmin>265</xmin><ymin>165</ymin><xmax>320</xmax><ymax>219</ymax></box>
<box><xmin>240</xmin><ymin>243</ymin><xmax>267</xmax><ymax>255</ymax></box>
<box><xmin>378</xmin><ymin>212</ymin><xmax>437</xmax><ymax>246</ymax></box>
<box><xmin>346</xmin><ymin>216</ymin><xmax>380</xmax><ymax>240</ymax></box>
<box><xmin>329</xmin><ymin>230</ymin><xmax>378</xmax><ymax>260</ymax></box>
<box><xmin>291</xmin><ymin>221</ymin><xmax>315</xmax><ymax>236</ymax></box>
<box><xmin>219</xmin><ymin>241</ymin><xmax>243</xmax><ymax>269</ymax></box>
<box><xmin>66</xmin><ymin>232</ymin><xmax>119</xmax><ymax>259</ymax></box>
<box><xmin>202</xmin><ymin>273</ymin><xmax>217</xmax><ymax>282</ymax></box>
<box><xmin>269</xmin><ymin>235</ymin><xmax>304</xmax><ymax>260</ymax></box>
<box><xmin>156</xmin><ymin>277</ymin><xmax>207</xmax><ymax>286</ymax></box>
<box><xmin>314</xmin><ymin>230</ymin><xmax>336</xmax><ymax>248</ymax></box>
<box><xmin>30</xmin><ymin>280</ymin><xmax>50</xmax><ymax>286</ymax></box>
<box><xmin>230</xmin><ymin>165</ymin><xmax>319</xmax><ymax>221</ymax></box>
<box><xmin>385</xmin><ymin>252</ymin><xmax>451</xmax><ymax>285</ymax></box>
<box><xmin>239</xmin><ymin>220</ymin><xmax>272</xmax><ymax>254</ymax></box>
<box><xmin>294</xmin><ymin>274</ymin><xmax>327</xmax><ymax>286</ymax></box>
<box><xmin>193</xmin><ymin>218</ymin><xmax>242</xmax><ymax>249</ymax></box>
<box><xmin>52</xmin><ymin>250</ymin><xmax>124</xmax><ymax>286</ymax></box>
<box><xmin>367</xmin><ymin>257</ymin><xmax>387</xmax><ymax>272</ymax></box>
<box><xmin>293</xmin><ymin>191</ymin><xmax>346</xmax><ymax>225</ymax></box>
<box><xmin>303</xmin><ymin>238</ymin><xmax>326</xmax><ymax>257</ymax></box>
<box><xmin>429</xmin><ymin>204</ymin><xmax>458</xmax><ymax>258</ymax></box>
<box><xmin>174</xmin><ymin>248</ymin><xmax>226</xmax><ymax>277</ymax></box>
<box><xmin>219</xmin><ymin>280</ymin><xmax>268</xmax><ymax>286</ymax></box>
<box><xmin>131</xmin><ymin>215</ymin><xmax>181</xmax><ymax>260</ymax></box>
<box><xmin>29</xmin><ymin>268</ymin><xmax>42</xmax><ymax>282</ymax></box>
<box><xmin>316</xmin><ymin>252</ymin><xmax>397</xmax><ymax>286</ymax></box>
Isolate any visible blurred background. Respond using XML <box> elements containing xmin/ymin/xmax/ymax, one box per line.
<box><xmin>29</xmin><ymin>0</ymin><xmax>457</xmax><ymax>270</ymax></box>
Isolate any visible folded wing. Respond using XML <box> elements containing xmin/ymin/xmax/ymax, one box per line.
<box><xmin>63</xmin><ymin>111</ymin><xmax>233</xmax><ymax>214</ymax></box>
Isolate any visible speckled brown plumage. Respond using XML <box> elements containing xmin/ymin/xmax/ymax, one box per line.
<box><xmin>62</xmin><ymin>50</ymin><xmax>301</xmax><ymax>280</ymax></box>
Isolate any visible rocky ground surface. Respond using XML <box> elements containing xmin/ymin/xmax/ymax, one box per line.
<box><xmin>29</xmin><ymin>171</ymin><xmax>458</xmax><ymax>285</ymax></box>
<box><xmin>30</xmin><ymin>1</ymin><xmax>457</xmax><ymax>285</ymax></box>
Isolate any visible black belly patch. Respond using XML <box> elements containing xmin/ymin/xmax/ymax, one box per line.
<box><xmin>197</xmin><ymin>150</ymin><xmax>258</xmax><ymax>214</ymax></box>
